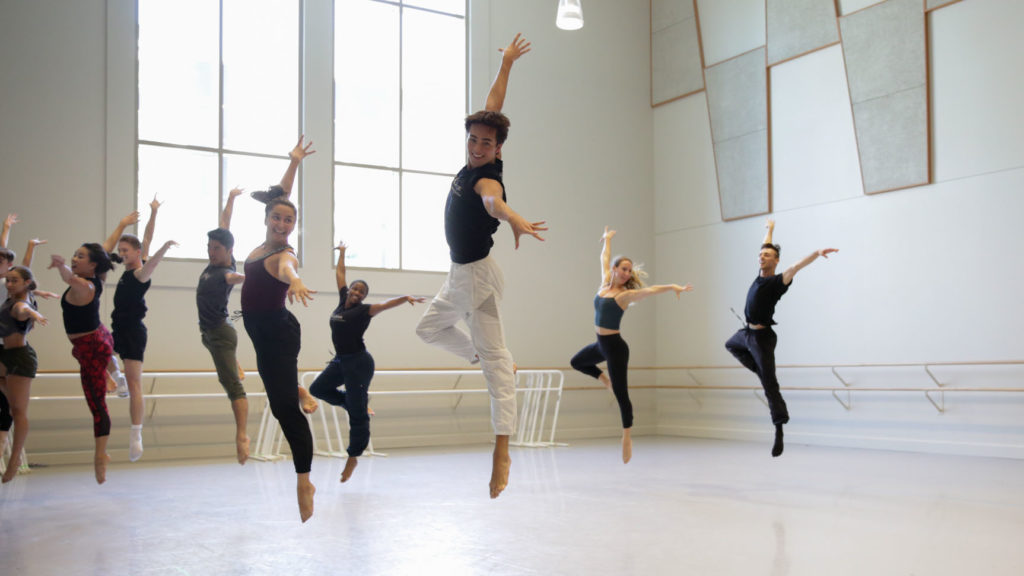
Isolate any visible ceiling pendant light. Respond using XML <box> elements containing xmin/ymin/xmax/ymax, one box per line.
<box><xmin>556</xmin><ymin>0</ymin><xmax>584</xmax><ymax>31</ymax></box>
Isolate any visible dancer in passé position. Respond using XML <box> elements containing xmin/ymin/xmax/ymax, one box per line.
<box><xmin>310</xmin><ymin>240</ymin><xmax>425</xmax><ymax>483</ymax></box>
<box><xmin>49</xmin><ymin>243</ymin><xmax>117</xmax><ymax>483</ymax></box>
<box><xmin>570</xmin><ymin>227</ymin><xmax>693</xmax><ymax>463</ymax></box>
<box><xmin>725</xmin><ymin>218</ymin><xmax>837</xmax><ymax>457</ymax></box>
<box><xmin>0</xmin><ymin>265</ymin><xmax>48</xmax><ymax>482</ymax></box>
<box><xmin>104</xmin><ymin>198</ymin><xmax>177</xmax><ymax>462</ymax></box>
<box><xmin>416</xmin><ymin>33</ymin><xmax>545</xmax><ymax>499</ymax></box>
<box><xmin>240</xmin><ymin>136</ymin><xmax>318</xmax><ymax>522</ymax></box>
<box><xmin>196</xmin><ymin>187</ymin><xmax>250</xmax><ymax>464</ymax></box>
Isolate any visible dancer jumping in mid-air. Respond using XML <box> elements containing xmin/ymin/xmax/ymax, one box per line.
<box><xmin>310</xmin><ymin>240</ymin><xmax>425</xmax><ymax>483</ymax></box>
<box><xmin>196</xmin><ymin>187</ymin><xmax>249</xmax><ymax>464</ymax></box>
<box><xmin>416</xmin><ymin>33</ymin><xmax>545</xmax><ymax>499</ymax></box>
<box><xmin>725</xmin><ymin>218</ymin><xmax>837</xmax><ymax>457</ymax></box>
<box><xmin>240</xmin><ymin>136</ymin><xmax>318</xmax><ymax>522</ymax></box>
<box><xmin>570</xmin><ymin>227</ymin><xmax>692</xmax><ymax>463</ymax></box>
<box><xmin>104</xmin><ymin>199</ymin><xmax>177</xmax><ymax>462</ymax></box>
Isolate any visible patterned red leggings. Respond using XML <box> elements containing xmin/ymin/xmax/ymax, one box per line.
<box><xmin>71</xmin><ymin>326</ymin><xmax>113</xmax><ymax>437</ymax></box>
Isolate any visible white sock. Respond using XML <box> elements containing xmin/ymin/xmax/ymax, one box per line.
<box><xmin>129</xmin><ymin>425</ymin><xmax>143</xmax><ymax>462</ymax></box>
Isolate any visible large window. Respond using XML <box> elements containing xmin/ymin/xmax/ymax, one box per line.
<box><xmin>333</xmin><ymin>0</ymin><xmax>465</xmax><ymax>272</ymax></box>
<box><xmin>137</xmin><ymin>0</ymin><xmax>300</xmax><ymax>260</ymax></box>
<box><xmin>137</xmin><ymin>0</ymin><xmax>466</xmax><ymax>272</ymax></box>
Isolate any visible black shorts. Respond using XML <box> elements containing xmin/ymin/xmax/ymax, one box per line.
<box><xmin>112</xmin><ymin>322</ymin><xmax>148</xmax><ymax>362</ymax></box>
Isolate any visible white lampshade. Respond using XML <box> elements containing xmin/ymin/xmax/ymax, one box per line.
<box><xmin>556</xmin><ymin>0</ymin><xmax>584</xmax><ymax>31</ymax></box>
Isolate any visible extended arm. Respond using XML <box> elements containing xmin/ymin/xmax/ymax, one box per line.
<box><xmin>781</xmin><ymin>248</ymin><xmax>839</xmax><ymax>285</ymax></box>
<box><xmin>22</xmin><ymin>238</ymin><xmax>46</xmax><ymax>267</ymax></box>
<box><xmin>277</xmin><ymin>251</ymin><xmax>316</xmax><ymax>306</ymax></box>
<box><xmin>220</xmin><ymin>187</ymin><xmax>243</xmax><ymax>231</ymax></box>
<box><xmin>135</xmin><ymin>240</ymin><xmax>178</xmax><ymax>284</ymax></box>
<box><xmin>485</xmin><ymin>33</ymin><xmax>531</xmax><ymax>112</ymax></box>
<box><xmin>334</xmin><ymin>241</ymin><xmax>348</xmax><ymax>290</ymax></box>
<box><xmin>618</xmin><ymin>283</ymin><xmax>693</xmax><ymax>306</ymax></box>
<box><xmin>1</xmin><ymin>214</ymin><xmax>16</xmax><ymax>248</ymax></box>
<box><xmin>12</xmin><ymin>301</ymin><xmax>47</xmax><ymax>327</ymax></box>
<box><xmin>103</xmin><ymin>211</ymin><xmax>140</xmax><ymax>253</ymax></box>
<box><xmin>600</xmin><ymin>226</ymin><xmax>615</xmax><ymax>287</ymax></box>
<box><xmin>477</xmin><ymin>179</ymin><xmax>547</xmax><ymax>249</ymax></box>
<box><xmin>278</xmin><ymin>136</ymin><xmax>316</xmax><ymax>198</ymax></box>
<box><xmin>369</xmin><ymin>295</ymin><xmax>427</xmax><ymax>317</ymax></box>
<box><xmin>48</xmin><ymin>254</ymin><xmax>95</xmax><ymax>302</ymax></box>
<box><xmin>141</xmin><ymin>196</ymin><xmax>162</xmax><ymax>260</ymax></box>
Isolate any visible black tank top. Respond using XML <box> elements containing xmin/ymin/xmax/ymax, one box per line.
<box><xmin>61</xmin><ymin>276</ymin><xmax>104</xmax><ymax>334</ymax></box>
<box><xmin>111</xmin><ymin>269</ymin><xmax>150</xmax><ymax>325</ymax></box>
<box><xmin>241</xmin><ymin>246</ymin><xmax>291</xmax><ymax>312</ymax></box>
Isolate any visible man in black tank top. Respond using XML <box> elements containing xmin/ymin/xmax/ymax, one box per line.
<box><xmin>415</xmin><ymin>34</ymin><xmax>547</xmax><ymax>500</ymax></box>
<box><xmin>725</xmin><ymin>219</ymin><xmax>838</xmax><ymax>458</ymax></box>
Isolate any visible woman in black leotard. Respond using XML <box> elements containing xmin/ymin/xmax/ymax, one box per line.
<box><xmin>239</xmin><ymin>136</ymin><xmax>318</xmax><ymax>522</ymax></box>
<box><xmin>569</xmin><ymin>227</ymin><xmax>693</xmax><ymax>464</ymax></box>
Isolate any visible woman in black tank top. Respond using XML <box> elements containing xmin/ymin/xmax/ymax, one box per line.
<box><xmin>239</xmin><ymin>136</ymin><xmax>318</xmax><ymax>522</ymax></box>
<box><xmin>103</xmin><ymin>200</ymin><xmax>177</xmax><ymax>463</ymax></box>
<box><xmin>49</xmin><ymin>242</ymin><xmax>117</xmax><ymax>484</ymax></box>
<box><xmin>569</xmin><ymin>227</ymin><xmax>693</xmax><ymax>464</ymax></box>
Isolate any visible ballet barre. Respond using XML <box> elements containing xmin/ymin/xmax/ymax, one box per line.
<box><xmin>620</xmin><ymin>360</ymin><xmax>1024</xmax><ymax>413</ymax></box>
<box><xmin>253</xmin><ymin>369</ymin><xmax>566</xmax><ymax>460</ymax></box>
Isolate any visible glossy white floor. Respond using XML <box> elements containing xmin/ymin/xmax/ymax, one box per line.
<box><xmin>2</xmin><ymin>436</ymin><xmax>1023</xmax><ymax>576</ymax></box>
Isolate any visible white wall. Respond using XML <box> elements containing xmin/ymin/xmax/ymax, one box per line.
<box><xmin>653</xmin><ymin>0</ymin><xmax>1024</xmax><ymax>458</ymax></box>
<box><xmin>0</xmin><ymin>0</ymin><xmax>655</xmax><ymax>463</ymax></box>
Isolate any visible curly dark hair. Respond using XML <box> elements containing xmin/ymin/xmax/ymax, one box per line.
<box><xmin>464</xmin><ymin>110</ymin><xmax>511</xmax><ymax>145</ymax></box>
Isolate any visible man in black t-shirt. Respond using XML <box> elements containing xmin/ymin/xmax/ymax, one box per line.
<box><xmin>416</xmin><ymin>34</ymin><xmax>546</xmax><ymax>500</ymax></box>
<box><xmin>725</xmin><ymin>219</ymin><xmax>838</xmax><ymax>457</ymax></box>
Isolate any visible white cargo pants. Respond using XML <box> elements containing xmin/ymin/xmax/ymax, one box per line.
<box><xmin>416</xmin><ymin>255</ymin><xmax>516</xmax><ymax>436</ymax></box>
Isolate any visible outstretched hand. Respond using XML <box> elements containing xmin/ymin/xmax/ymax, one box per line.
<box><xmin>499</xmin><ymin>33</ymin><xmax>531</xmax><ymax>65</ymax></box>
<box><xmin>673</xmin><ymin>283</ymin><xmax>694</xmax><ymax>298</ymax></box>
<box><xmin>149</xmin><ymin>195</ymin><xmax>163</xmax><ymax>212</ymax></box>
<box><xmin>818</xmin><ymin>248</ymin><xmax>839</xmax><ymax>258</ymax></box>
<box><xmin>4</xmin><ymin>214</ymin><xmax>18</xmax><ymax>228</ymax></box>
<box><xmin>120</xmin><ymin>211</ymin><xmax>141</xmax><ymax>228</ymax></box>
<box><xmin>29</xmin><ymin>238</ymin><xmax>47</xmax><ymax>247</ymax></box>
<box><xmin>287</xmin><ymin>279</ymin><xmax>317</xmax><ymax>307</ymax></box>
<box><xmin>229</xmin><ymin>187</ymin><xmax>244</xmax><ymax>199</ymax></box>
<box><xmin>406</xmin><ymin>296</ymin><xmax>427</xmax><ymax>306</ymax></box>
<box><xmin>34</xmin><ymin>290</ymin><xmax>59</xmax><ymax>300</ymax></box>
<box><xmin>510</xmin><ymin>216</ymin><xmax>547</xmax><ymax>249</ymax></box>
<box><xmin>765</xmin><ymin>218</ymin><xmax>775</xmax><ymax>231</ymax></box>
<box><xmin>290</xmin><ymin>135</ymin><xmax>316</xmax><ymax>162</ymax></box>
<box><xmin>48</xmin><ymin>254</ymin><xmax>65</xmax><ymax>269</ymax></box>
<box><xmin>602</xmin><ymin>226</ymin><xmax>616</xmax><ymax>242</ymax></box>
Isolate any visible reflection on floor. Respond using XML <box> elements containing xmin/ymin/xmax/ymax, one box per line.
<box><xmin>2</xmin><ymin>436</ymin><xmax>1023</xmax><ymax>576</ymax></box>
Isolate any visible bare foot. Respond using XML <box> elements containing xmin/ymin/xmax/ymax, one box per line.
<box><xmin>94</xmin><ymin>453</ymin><xmax>110</xmax><ymax>484</ymax></box>
<box><xmin>236</xmin><ymin>434</ymin><xmax>250</xmax><ymax>465</ymax></box>
<box><xmin>489</xmin><ymin>451</ymin><xmax>511</xmax><ymax>499</ymax></box>
<box><xmin>598</xmin><ymin>373</ymin><xmax>611</xmax><ymax>390</ymax></box>
<box><xmin>622</xmin><ymin>430</ymin><xmax>632</xmax><ymax>464</ymax></box>
<box><xmin>298</xmin><ymin>386</ymin><xmax>318</xmax><ymax>415</ymax></box>
<box><xmin>2</xmin><ymin>467</ymin><xmax>16</xmax><ymax>483</ymax></box>
<box><xmin>340</xmin><ymin>457</ymin><xmax>358</xmax><ymax>483</ymax></box>
<box><xmin>297</xmin><ymin>478</ymin><xmax>316</xmax><ymax>523</ymax></box>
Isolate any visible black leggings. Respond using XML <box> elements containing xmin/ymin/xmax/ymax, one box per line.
<box><xmin>725</xmin><ymin>327</ymin><xmax>789</xmax><ymax>425</ymax></box>
<box><xmin>243</xmin><ymin>308</ymin><xmax>313</xmax><ymax>474</ymax></box>
<box><xmin>571</xmin><ymin>333</ymin><xmax>632</xmax><ymax>428</ymax></box>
